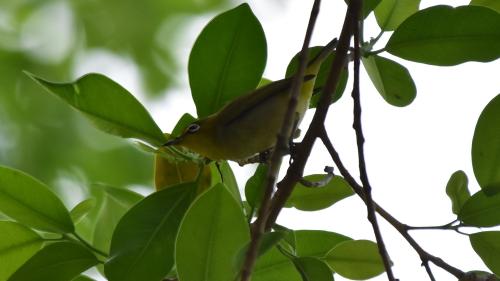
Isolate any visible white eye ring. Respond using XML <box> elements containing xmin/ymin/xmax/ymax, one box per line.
<box><xmin>187</xmin><ymin>123</ymin><xmax>200</xmax><ymax>133</ymax></box>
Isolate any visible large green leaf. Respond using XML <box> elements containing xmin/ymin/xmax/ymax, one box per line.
<box><xmin>294</xmin><ymin>257</ymin><xmax>334</xmax><ymax>281</ymax></box>
<box><xmin>104</xmin><ymin>183</ymin><xmax>195</xmax><ymax>281</ymax></box>
<box><xmin>375</xmin><ymin>0</ymin><xmax>420</xmax><ymax>31</ymax></box>
<box><xmin>210</xmin><ymin>161</ymin><xmax>242</xmax><ymax>202</ymax></box>
<box><xmin>252</xmin><ymin>247</ymin><xmax>302</xmax><ymax>281</ymax></box>
<box><xmin>70</xmin><ymin>199</ymin><xmax>96</xmax><ymax>225</ymax></box>
<box><xmin>470</xmin><ymin>231</ymin><xmax>500</xmax><ymax>275</ymax></box>
<box><xmin>459</xmin><ymin>190</ymin><xmax>500</xmax><ymax>227</ymax></box>
<box><xmin>446</xmin><ymin>170</ymin><xmax>471</xmax><ymax>215</ymax></box>
<box><xmin>26</xmin><ymin>72</ymin><xmax>166</xmax><ymax>147</ymax></box>
<box><xmin>324</xmin><ymin>240</ymin><xmax>385</xmax><ymax>280</ymax></box>
<box><xmin>294</xmin><ymin>230</ymin><xmax>351</xmax><ymax>258</ymax></box>
<box><xmin>472</xmin><ymin>94</ymin><xmax>500</xmax><ymax>195</ymax></box>
<box><xmin>0</xmin><ymin>166</ymin><xmax>73</xmax><ymax>233</ymax></box>
<box><xmin>0</xmin><ymin>221</ymin><xmax>43</xmax><ymax>280</ymax></box>
<box><xmin>176</xmin><ymin>184</ymin><xmax>249</xmax><ymax>281</ymax></box>
<box><xmin>8</xmin><ymin>242</ymin><xmax>98</xmax><ymax>281</ymax></box>
<box><xmin>245</xmin><ymin>164</ymin><xmax>268</xmax><ymax>209</ymax></box>
<box><xmin>71</xmin><ymin>275</ymin><xmax>97</xmax><ymax>281</ymax></box>
<box><xmin>188</xmin><ymin>3</ymin><xmax>267</xmax><ymax>117</ymax></box>
<box><xmin>285</xmin><ymin>175</ymin><xmax>354</xmax><ymax>211</ymax></box>
<box><xmin>362</xmin><ymin>55</ymin><xmax>416</xmax><ymax>107</ymax></box>
<box><xmin>386</xmin><ymin>5</ymin><xmax>500</xmax><ymax>65</ymax></box>
<box><xmin>470</xmin><ymin>0</ymin><xmax>500</xmax><ymax>13</ymax></box>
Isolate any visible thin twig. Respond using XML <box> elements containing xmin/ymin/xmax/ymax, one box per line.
<box><xmin>422</xmin><ymin>260</ymin><xmax>437</xmax><ymax>281</ymax></box>
<box><xmin>319</xmin><ymin>130</ymin><xmax>465</xmax><ymax>279</ymax></box>
<box><xmin>70</xmin><ymin>232</ymin><xmax>109</xmax><ymax>257</ymax></box>
<box><xmin>351</xmin><ymin>5</ymin><xmax>395</xmax><ymax>280</ymax></box>
<box><xmin>239</xmin><ymin>1</ymin><xmax>321</xmax><ymax>280</ymax></box>
<box><xmin>298</xmin><ymin>166</ymin><xmax>334</xmax><ymax>187</ymax></box>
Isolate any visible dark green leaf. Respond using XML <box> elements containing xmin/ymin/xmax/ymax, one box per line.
<box><xmin>176</xmin><ymin>184</ymin><xmax>249</xmax><ymax>281</ymax></box>
<box><xmin>236</xmin><ymin>231</ymin><xmax>287</xmax><ymax>269</ymax></box>
<box><xmin>472</xmin><ymin>94</ymin><xmax>500</xmax><ymax>195</ymax></box>
<box><xmin>70</xmin><ymin>199</ymin><xmax>96</xmax><ymax>225</ymax></box>
<box><xmin>459</xmin><ymin>190</ymin><xmax>500</xmax><ymax>227</ymax></box>
<box><xmin>386</xmin><ymin>5</ymin><xmax>500</xmax><ymax>65</ymax></box>
<box><xmin>0</xmin><ymin>166</ymin><xmax>73</xmax><ymax>233</ymax></box>
<box><xmin>189</xmin><ymin>3</ymin><xmax>267</xmax><ymax>117</ymax></box>
<box><xmin>26</xmin><ymin>72</ymin><xmax>166</xmax><ymax>147</ymax></box>
<box><xmin>8</xmin><ymin>242</ymin><xmax>98</xmax><ymax>281</ymax></box>
<box><xmin>294</xmin><ymin>257</ymin><xmax>334</xmax><ymax>281</ymax></box>
<box><xmin>294</xmin><ymin>230</ymin><xmax>351</xmax><ymax>258</ymax></box>
<box><xmin>286</xmin><ymin>47</ymin><xmax>348</xmax><ymax>107</ymax></box>
<box><xmin>470</xmin><ymin>0</ymin><xmax>500</xmax><ymax>13</ymax></box>
<box><xmin>245</xmin><ymin>164</ymin><xmax>268</xmax><ymax>208</ymax></box>
<box><xmin>375</xmin><ymin>0</ymin><xmax>420</xmax><ymax>31</ymax></box>
<box><xmin>460</xmin><ymin>271</ymin><xmax>500</xmax><ymax>281</ymax></box>
<box><xmin>0</xmin><ymin>221</ymin><xmax>43</xmax><ymax>280</ymax></box>
<box><xmin>104</xmin><ymin>183</ymin><xmax>195</xmax><ymax>281</ymax></box>
<box><xmin>345</xmin><ymin>0</ymin><xmax>382</xmax><ymax>18</ymax></box>
<box><xmin>362</xmin><ymin>55</ymin><xmax>416</xmax><ymax>106</ymax></box>
<box><xmin>470</xmin><ymin>231</ymin><xmax>500</xmax><ymax>275</ymax></box>
<box><xmin>71</xmin><ymin>275</ymin><xmax>97</xmax><ymax>281</ymax></box>
<box><xmin>324</xmin><ymin>240</ymin><xmax>385</xmax><ymax>280</ymax></box>
<box><xmin>446</xmin><ymin>170</ymin><xmax>470</xmax><ymax>215</ymax></box>
<box><xmin>210</xmin><ymin>161</ymin><xmax>242</xmax><ymax>202</ymax></box>
<box><xmin>253</xmin><ymin>247</ymin><xmax>302</xmax><ymax>281</ymax></box>
<box><xmin>286</xmin><ymin>175</ymin><xmax>354</xmax><ymax>211</ymax></box>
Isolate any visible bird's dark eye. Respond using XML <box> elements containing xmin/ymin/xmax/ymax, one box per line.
<box><xmin>187</xmin><ymin>123</ymin><xmax>200</xmax><ymax>133</ymax></box>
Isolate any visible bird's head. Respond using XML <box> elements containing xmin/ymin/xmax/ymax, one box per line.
<box><xmin>163</xmin><ymin>118</ymin><xmax>218</xmax><ymax>159</ymax></box>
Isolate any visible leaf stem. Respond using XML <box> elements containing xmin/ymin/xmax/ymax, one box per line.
<box><xmin>69</xmin><ymin>232</ymin><xmax>109</xmax><ymax>258</ymax></box>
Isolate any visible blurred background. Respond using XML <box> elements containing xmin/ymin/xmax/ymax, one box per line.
<box><xmin>0</xmin><ymin>0</ymin><xmax>499</xmax><ymax>280</ymax></box>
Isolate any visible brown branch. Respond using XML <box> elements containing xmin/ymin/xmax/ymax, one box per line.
<box><xmin>319</xmin><ymin>130</ymin><xmax>465</xmax><ymax>280</ymax></box>
<box><xmin>239</xmin><ymin>1</ymin><xmax>321</xmax><ymax>280</ymax></box>
<box><xmin>351</xmin><ymin>5</ymin><xmax>395</xmax><ymax>280</ymax></box>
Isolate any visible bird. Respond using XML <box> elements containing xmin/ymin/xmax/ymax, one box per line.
<box><xmin>164</xmin><ymin>38</ymin><xmax>338</xmax><ymax>162</ymax></box>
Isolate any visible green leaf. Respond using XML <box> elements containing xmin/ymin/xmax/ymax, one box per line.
<box><xmin>70</xmin><ymin>199</ymin><xmax>96</xmax><ymax>225</ymax></box>
<box><xmin>375</xmin><ymin>0</ymin><xmax>420</xmax><ymax>31</ymax></box>
<box><xmin>104</xmin><ymin>183</ymin><xmax>195</xmax><ymax>281</ymax></box>
<box><xmin>294</xmin><ymin>257</ymin><xmax>334</xmax><ymax>281</ymax></box>
<box><xmin>71</xmin><ymin>275</ymin><xmax>97</xmax><ymax>281</ymax></box>
<box><xmin>245</xmin><ymin>164</ymin><xmax>268</xmax><ymax>209</ymax></box>
<box><xmin>253</xmin><ymin>247</ymin><xmax>302</xmax><ymax>281</ymax></box>
<box><xmin>386</xmin><ymin>5</ymin><xmax>500</xmax><ymax>65</ymax></box>
<box><xmin>189</xmin><ymin>3</ymin><xmax>267</xmax><ymax>118</ymax></box>
<box><xmin>8</xmin><ymin>242</ymin><xmax>98</xmax><ymax>281</ymax></box>
<box><xmin>210</xmin><ymin>161</ymin><xmax>242</xmax><ymax>202</ymax></box>
<box><xmin>93</xmin><ymin>185</ymin><xmax>143</xmax><ymax>262</ymax></box>
<box><xmin>459</xmin><ymin>190</ymin><xmax>500</xmax><ymax>227</ymax></box>
<box><xmin>0</xmin><ymin>166</ymin><xmax>73</xmax><ymax>233</ymax></box>
<box><xmin>470</xmin><ymin>231</ymin><xmax>500</xmax><ymax>275</ymax></box>
<box><xmin>470</xmin><ymin>0</ymin><xmax>500</xmax><ymax>13</ymax></box>
<box><xmin>286</xmin><ymin>47</ymin><xmax>348</xmax><ymax>107</ymax></box>
<box><xmin>286</xmin><ymin>175</ymin><xmax>354</xmax><ymax>211</ymax></box>
<box><xmin>324</xmin><ymin>240</ymin><xmax>385</xmax><ymax>280</ymax></box>
<box><xmin>472</xmin><ymin>94</ymin><xmax>500</xmax><ymax>195</ymax></box>
<box><xmin>0</xmin><ymin>221</ymin><xmax>43</xmax><ymax>281</ymax></box>
<box><xmin>345</xmin><ymin>0</ymin><xmax>382</xmax><ymax>18</ymax></box>
<box><xmin>446</xmin><ymin>170</ymin><xmax>470</xmax><ymax>215</ymax></box>
<box><xmin>460</xmin><ymin>271</ymin><xmax>500</xmax><ymax>281</ymax></box>
<box><xmin>176</xmin><ymin>184</ymin><xmax>249</xmax><ymax>281</ymax></box>
<box><xmin>236</xmin><ymin>231</ymin><xmax>287</xmax><ymax>269</ymax></box>
<box><xmin>170</xmin><ymin>113</ymin><xmax>197</xmax><ymax>139</ymax></box>
<box><xmin>25</xmin><ymin>72</ymin><xmax>166</xmax><ymax>147</ymax></box>
<box><xmin>294</xmin><ymin>230</ymin><xmax>351</xmax><ymax>257</ymax></box>
<box><xmin>362</xmin><ymin>55</ymin><xmax>416</xmax><ymax>107</ymax></box>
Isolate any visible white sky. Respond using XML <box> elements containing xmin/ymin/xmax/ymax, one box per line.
<box><xmin>73</xmin><ymin>0</ymin><xmax>500</xmax><ymax>280</ymax></box>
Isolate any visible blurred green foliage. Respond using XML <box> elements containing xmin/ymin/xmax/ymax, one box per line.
<box><xmin>0</xmin><ymin>0</ymin><xmax>228</xmax><ymax>195</ymax></box>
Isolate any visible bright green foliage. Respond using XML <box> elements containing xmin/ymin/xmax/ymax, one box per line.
<box><xmin>209</xmin><ymin>161</ymin><xmax>242</xmax><ymax>202</ymax></box>
<box><xmin>286</xmin><ymin>47</ymin><xmax>349</xmax><ymax>107</ymax></box>
<box><xmin>70</xmin><ymin>199</ymin><xmax>96</xmax><ymax>224</ymax></box>
<box><xmin>285</xmin><ymin>175</ymin><xmax>354</xmax><ymax>211</ymax></box>
<box><xmin>386</xmin><ymin>5</ymin><xmax>500</xmax><ymax>65</ymax></box>
<box><xmin>294</xmin><ymin>230</ymin><xmax>352</xmax><ymax>258</ymax></box>
<box><xmin>459</xmin><ymin>190</ymin><xmax>500</xmax><ymax>227</ymax></box>
<box><xmin>0</xmin><ymin>166</ymin><xmax>74</xmax><ymax>233</ymax></box>
<box><xmin>252</xmin><ymin>248</ymin><xmax>302</xmax><ymax>281</ymax></box>
<box><xmin>470</xmin><ymin>231</ymin><xmax>500</xmax><ymax>275</ymax></box>
<box><xmin>446</xmin><ymin>170</ymin><xmax>471</xmax><ymax>215</ymax></box>
<box><xmin>104</xmin><ymin>183</ymin><xmax>195</xmax><ymax>281</ymax></box>
<box><xmin>375</xmin><ymin>0</ymin><xmax>420</xmax><ymax>31</ymax></box>
<box><xmin>472</xmin><ymin>94</ymin><xmax>500</xmax><ymax>195</ymax></box>
<box><xmin>245</xmin><ymin>164</ymin><xmax>269</xmax><ymax>208</ymax></box>
<box><xmin>8</xmin><ymin>242</ymin><xmax>98</xmax><ymax>281</ymax></box>
<box><xmin>470</xmin><ymin>0</ymin><xmax>500</xmax><ymax>13</ymax></box>
<box><xmin>26</xmin><ymin>72</ymin><xmax>167</xmax><ymax>147</ymax></box>
<box><xmin>189</xmin><ymin>3</ymin><xmax>267</xmax><ymax>118</ymax></box>
<box><xmin>325</xmin><ymin>240</ymin><xmax>385</xmax><ymax>280</ymax></box>
<box><xmin>294</xmin><ymin>257</ymin><xmax>334</xmax><ymax>281</ymax></box>
<box><xmin>0</xmin><ymin>221</ymin><xmax>43</xmax><ymax>280</ymax></box>
<box><xmin>176</xmin><ymin>184</ymin><xmax>249</xmax><ymax>281</ymax></box>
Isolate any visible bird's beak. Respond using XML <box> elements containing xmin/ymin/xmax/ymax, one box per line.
<box><xmin>163</xmin><ymin>136</ymin><xmax>182</xmax><ymax>146</ymax></box>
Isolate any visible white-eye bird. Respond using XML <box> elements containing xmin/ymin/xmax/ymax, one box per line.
<box><xmin>165</xmin><ymin>38</ymin><xmax>338</xmax><ymax>161</ymax></box>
